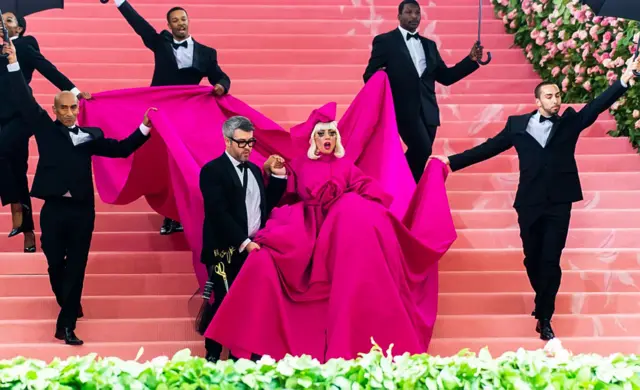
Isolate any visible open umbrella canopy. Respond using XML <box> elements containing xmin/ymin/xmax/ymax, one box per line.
<box><xmin>581</xmin><ymin>0</ymin><xmax>640</xmax><ymax>22</ymax></box>
<box><xmin>0</xmin><ymin>0</ymin><xmax>63</xmax><ymax>17</ymax></box>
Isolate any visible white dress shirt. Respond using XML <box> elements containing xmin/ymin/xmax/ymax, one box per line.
<box><xmin>7</xmin><ymin>61</ymin><xmax>150</xmax><ymax>198</ymax></box>
<box><xmin>526</xmin><ymin>112</ymin><xmax>554</xmax><ymax>147</ymax></box>
<box><xmin>225</xmin><ymin>152</ymin><xmax>262</xmax><ymax>253</ymax></box>
<box><xmin>223</xmin><ymin>152</ymin><xmax>287</xmax><ymax>252</ymax></box>
<box><xmin>10</xmin><ymin>35</ymin><xmax>82</xmax><ymax>96</ymax></box>
<box><xmin>115</xmin><ymin>0</ymin><xmax>194</xmax><ymax>69</ymax></box>
<box><xmin>397</xmin><ymin>26</ymin><xmax>427</xmax><ymax>77</ymax></box>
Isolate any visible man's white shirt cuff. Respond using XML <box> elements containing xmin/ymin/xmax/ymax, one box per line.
<box><xmin>115</xmin><ymin>0</ymin><xmax>125</xmax><ymax>6</ymax></box>
<box><xmin>139</xmin><ymin>123</ymin><xmax>151</xmax><ymax>136</ymax></box>
<box><xmin>239</xmin><ymin>238</ymin><xmax>251</xmax><ymax>253</ymax></box>
<box><xmin>7</xmin><ymin>62</ymin><xmax>20</xmax><ymax>72</ymax></box>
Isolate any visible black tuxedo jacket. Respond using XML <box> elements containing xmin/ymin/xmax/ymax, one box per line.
<box><xmin>0</xmin><ymin>36</ymin><xmax>76</xmax><ymax>122</ymax></box>
<box><xmin>199</xmin><ymin>153</ymin><xmax>287</xmax><ymax>265</ymax></box>
<box><xmin>7</xmin><ymin>65</ymin><xmax>149</xmax><ymax>204</ymax></box>
<box><xmin>363</xmin><ymin>28</ymin><xmax>479</xmax><ymax>128</ymax></box>
<box><xmin>449</xmin><ymin>80</ymin><xmax>628</xmax><ymax>208</ymax></box>
<box><xmin>117</xmin><ymin>1</ymin><xmax>231</xmax><ymax>91</ymax></box>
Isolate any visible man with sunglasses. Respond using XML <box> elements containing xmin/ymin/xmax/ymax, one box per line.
<box><xmin>198</xmin><ymin>116</ymin><xmax>287</xmax><ymax>362</ymax></box>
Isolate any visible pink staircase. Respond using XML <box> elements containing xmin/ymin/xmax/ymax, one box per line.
<box><xmin>1</xmin><ymin>0</ymin><xmax>639</xmax><ymax>360</ymax></box>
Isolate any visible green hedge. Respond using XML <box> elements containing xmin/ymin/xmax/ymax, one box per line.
<box><xmin>2</xmin><ymin>342</ymin><xmax>640</xmax><ymax>389</ymax></box>
<box><xmin>491</xmin><ymin>0</ymin><xmax>640</xmax><ymax>151</ymax></box>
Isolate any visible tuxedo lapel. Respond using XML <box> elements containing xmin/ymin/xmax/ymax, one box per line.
<box><xmin>222</xmin><ymin>154</ymin><xmax>243</xmax><ymax>189</ymax></box>
<box><xmin>191</xmin><ymin>40</ymin><xmax>204</xmax><ymax>72</ymax></box>
<box><xmin>393</xmin><ymin>29</ymin><xmax>418</xmax><ymax>77</ymax></box>
<box><xmin>54</xmin><ymin>121</ymin><xmax>73</xmax><ymax>144</ymax></box>
<box><xmin>420</xmin><ymin>37</ymin><xmax>435</xmax><ymax>75</ymax></box>
<box><xmin>160</xmin><ymin>31</ymin><xmax>179</xmax><ymax>68</ymax></box>
<box><xmin>545</xmin><ymin>117</ymin><xmax>563</xmax><ymax>146</ymax></box>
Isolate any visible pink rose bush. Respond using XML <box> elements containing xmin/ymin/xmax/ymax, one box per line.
<box><xmin>492</xmin><ymin>0</ymin><xmax>640</xmax><ymax>149</ymax></box>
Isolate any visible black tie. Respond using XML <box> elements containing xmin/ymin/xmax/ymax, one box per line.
<box><xmin>539</xmin><ymin>115</ymin><xmax>558</xmax><ymax>124</ymax></box>
<box><xmin>68</xmin><ymin>126</ymin><xmax>79</xmax><ymax>135</ymax></box>
<box><xmin>172</xmin><ymin>41</ymin><xmax>188</xmax><ymax>50</ymax></box>
<box><xmin>406</xmin><ymin>33</ymin><xmax>419</xmax><ymax>41</ymax></box>
<box><xmin>238</xmin><ymin>162</ymin><xmax>249</xmax><ymax>193</ymax></box>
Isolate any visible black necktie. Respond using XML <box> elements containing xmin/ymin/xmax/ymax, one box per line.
<box><xmin>406</xmin><ymin>33</ymin><xmax>419</xmax><ymax>41</ymax></box>
<box><xmin>539</xmin><ymin>115</ymin><xmax>558</xmax><ymax>124</ymax></box>
<box><xmin>172</xmin><ymin>41</ymin><xmax>188</xmax><ymax>50</ymax></box>
<box><xmin>238</xmin><ymin>162</ymin><xmax>248</xmax><ymax>193</ymax></box>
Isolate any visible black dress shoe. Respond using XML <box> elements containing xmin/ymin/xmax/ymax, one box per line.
<box><xmin>55</xmin><ymin>328</ymin><xmax>84</xmax><ymax>345</ymax></box>
<box><xmin>536</xmin><ymin>319</ymin><xmax>555</xmax><ymax>340</ymax></box>
<box><xmin>160</xmin><ymin>218</ymin><xmax>176</xmax><ymax>235</ymax></box>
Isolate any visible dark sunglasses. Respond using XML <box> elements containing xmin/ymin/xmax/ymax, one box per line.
<box><xmin>228</xmin><ymin>137</ymin><xmax>257</xmax><ymax>148</ymax></box>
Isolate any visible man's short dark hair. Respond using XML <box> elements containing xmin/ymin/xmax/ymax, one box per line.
<box><xmin>166</xmin><ymin>7</ymin><xmax>187</xmax><ymax>22</ymax></box>
<box><xmin>16</xmin><ymin>15</ymin><xmax>26</xmax><ymax>36</ymax></box>
<box><xmin>398</xmin><ymin>0</ymin><xmax>420</xmax><ymax>14</ymax></box>
<box><xmin>534</xmin><ymin>81</ymin><xmax>558</xmax><ymax>98</ymax></box>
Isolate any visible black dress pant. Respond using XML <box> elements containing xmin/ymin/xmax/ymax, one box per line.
<box><xmin>40</xmin><ymin>197</ymin><xmax>95</xmax><ymax>330</ymax></box>
<box><xmin>399</xmin><ymin>107</ymin><xmax>437</xmax><ymax>183</ymax></box>
<box><xmin>516</xmin><ymin>202</ymin><xmax>572</xmax><ymax>321</ymax></box>
<box><xmin>204</xmin><ymin>251</ymin><xmax>254</xmax><ymax>360</ymax></box>
<box><xmin>0</xmin><ymin>117</ymin><xmax>34</xmax><ymax>231</ymax></box>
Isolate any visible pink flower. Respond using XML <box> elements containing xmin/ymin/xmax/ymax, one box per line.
<box><xmin>578</xmin><ymin>30</ymin><xmax>588</xmax><ymax>40</ymax></box>
<box><xmin>603</xmin><ymin>31</ymin><xmax>612</xmax><ymax>44</ymax></box>
<box><xmin>612</xmin><ymin>102</ymin><xmax>620</xmax><ymax>110</ymax></box>
<box><xmin>557</xmin><ymin>41</ymin><xmax>566</xmax><ymax>51</ymax></box>
<box><xmin>555</xmin><ymin>18</ymin><xmax>563</xmax><ymax>27</ymax></box>
<box><xmin>510</xmin><ymin>21</ymin><xmax>517</xmax><ymax>29</ymax></box>
<box><xmin>590</xmin><ymin>25</ymin><xmax>600</xmax><ymax>40</ymax></box>
<box><xmin>530</xmin><ymin>30</ymin><xmax>541</xmax><ymax>39</ymax></box>
<box><xmin>542</xmin><ymin>19</ymin><xmax>550</xmax><ymax>28</ymax></box>
<box><xmin>526</xmin><ymin>43</ymin><xmax>533</xmax><ymax>52</ymax></box>
<box><xmin>600</xmin><ymin>19</ymin><xmax>610</xmax><ymax>27</ymax></box>
<box><xmin>607</xmin><ymin>70</ymin><xmax>618</xmax><ymax>82</ymax></box>
<box><xmin>562</xmin><ymin>65</ymin><xmax>571</xmax><ymax>75</ymax></box>
<box><xmin>583</xmin><ymin>81</ymin><xmax>592</xmax><ymax>91</ymax></box>
<box><xmin>562</xmin><ymin>77</ymin><xmax>570</xmax><ymax>91</ymax></box>
<box><xmin>508</xmin><ymin>10</ymin><xmax>518</xmax><ymax>19</ymax></box>
<box><xmin>635</xmin><ymin>119</ymin><xmax>640</xmax><ymax>129</ymax></box>
<box><xmin>552</xmin><ymin>66</ymin><xmax>561</xmax><ymax>77</ymax></box>
<box><xmin>633</xmin><ymin>110</ymin><xmax>640</xmax><ymax>119</ymax></box>
<box><xmin>536</xmin><ymin>36</ymin><xmax>546</xmax><ymax>45</ymax></box>
<box><xmin>614</xmin><ymin>57</ymin><xmax>625</xmax><ymax>67</ymax></box>
<box><xmin>575</xmin><ymin>76</ymin><xmax>584</xmax><ymax>83</ymax></box>
<box><xmin>603</xmin><ymin>58</ymin><xmax>613</xmax><ymax>68</ymax></box>
<box><xmin>559</xmin><ymin>30</ymin><xmax>567</xmax><ymax>40</ymax></box>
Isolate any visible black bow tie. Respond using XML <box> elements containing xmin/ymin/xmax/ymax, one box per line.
<box><xmin>68</xmin><ymin>126</ymin><xmax>79</xmax><ymax>134</ymax></box>
<box><xmin>539</xmin><ymin>115</ymin><xmax>559</xmax><ymax>124</ymax></box>
<box><xmin>237</xmin><ymin>162</ymin><xmax>249</xmax><ymax>172</ymax></box>
<box><xmin>172</xmin><ymin>41</ymin><xmax>188</xmax><ymax>50</ymax></box>
<box><xmin>406</xmin><ymin>33</ymin><xmax>419</xmax><ymax>41</ymax></box>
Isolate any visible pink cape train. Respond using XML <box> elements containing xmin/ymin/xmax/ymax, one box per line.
<box><xmin>78</xmin><ymin>72</ymin><xmax>457</xmax><ymax>355</ymax></box>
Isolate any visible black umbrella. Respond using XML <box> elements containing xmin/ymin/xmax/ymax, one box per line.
<box><xmin>0</xmin><ymin>0</ymin><xmax>63</xmax><ymax>17</ymax></box>
<box><xmin>581</xmin><ymin>0</ymin><xmax>640</xmax><ymax>75</ymax></box>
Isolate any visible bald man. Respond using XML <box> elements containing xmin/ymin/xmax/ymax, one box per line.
<box><xmin>3</xmin><ymin>40</ymin><xmax>152</xmax><ymax>345</ymax></box>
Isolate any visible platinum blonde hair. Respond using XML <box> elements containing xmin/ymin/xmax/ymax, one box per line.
<box><xmin>307</xmin><ymin>121</ymin><xmax>345</xmax><ymax>160</ymax></box>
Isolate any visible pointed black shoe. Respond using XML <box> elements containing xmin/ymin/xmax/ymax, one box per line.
<box><xmin>9</xmin><ymin>204</ymin><xmax>32</xmax><ymax>238</ymax></box>
<box><xmin>55</xmin><ymin>328</ymin><xmax>84</xmax><ymax>345</ymax></box>
<box><xmin>535</xmin><ymin>319</ymin><xmax>555</xmax><ymax>341</ymax></box>
<box><xmin>160</xmin><ymin>218</ymin><xmax>176</xmax><ymax>235</ymax></box>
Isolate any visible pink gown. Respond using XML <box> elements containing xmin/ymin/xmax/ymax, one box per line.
<box><xmin>204</xmin><ymin>154</ymin><xmax>456</xmax><ymax>362</ymax></box>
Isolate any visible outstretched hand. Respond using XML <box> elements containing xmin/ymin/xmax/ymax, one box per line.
<box><xmin>264</xmin><ymin>154</ymin><xmax>286</xmax><ymax>176</ymax></box>
<box><xmin>621</xmin><ymin>56</ymin><xmax>640</xmax><ymax>84</ymax></box>
<box><xmin>469</xmin><ymin>42</ymin><xmax>484</xmax><ymax>62</ymax></box>
<box><xmin>428</xmin><ymin>155</ymin><xmax>451</xmax><ymax>169</ymax></box>
<box><xmin>77</xmin><ymin>92</ymin><xmax>92</xmax><ymax>100</ymax></box>
<box><xmin>143</xmin><ymin>107</ymin><xmax>158</xmax><ymax>127</ymax></box>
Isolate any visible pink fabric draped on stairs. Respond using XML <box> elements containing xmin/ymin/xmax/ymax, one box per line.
<box><xmin>78</xmin><ymin>72</ymin><xmax>456</xmax><ymax>358</ymax></box>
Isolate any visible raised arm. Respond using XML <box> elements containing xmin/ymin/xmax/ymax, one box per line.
<box><xmin>87</xmin><ymin>108</ymin><xmax>154</xmax><ymax>157</ymax></box>
<box><xmin>432</xmin><ymin>43</ymin><xmax>480</xmax><ymax>86</ymax></box>
<box><xmin>363</xmin><ymin>35</ymin><xmax>387</xmax><ymax>83</ymax></box>
<box><xmin>5</xmin><ymin>46</ymin><xmax>53</xmax><ymax>132</ymax></box>
<box><xmin>447</xmin><ymin>120</ymin><xmax>514</xmax><ymax>172</ymax></box>
<box><xmin>19</xmin><ymin>37</ymin><xmax>77</xmax><ymax>93</ymax></box>
<box><xmin>114</xmin><ymin>0</ymin><xmax>160</xmax><ymax>50</ymax></box>
<box><xmin>575</xmin><ymin>80</ymin><xmax>629</xmax><ymax>133</ymax></box>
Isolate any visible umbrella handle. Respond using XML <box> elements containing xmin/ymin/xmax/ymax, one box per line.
<box><xmin>476</xmin><ymin>40</ymin><xmax>492</xmax><ymax>65</ymax></box>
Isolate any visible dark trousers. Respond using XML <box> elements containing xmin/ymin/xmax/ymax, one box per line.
<box><xmin>204</xmin><ymin>251</ymin><xmax>252</xmax><ymax>360</ymax></box>
<box><xmin>400</xmin><ymin>110</ymin><xmax>437</xmax><ymax>183</ymax></box>
<box><xmin>40</xmin><ymin>197</ymin><xmax>95</xmax><ymax>330</ymax></box>
<box><xmin>0</xmin><ymin>117</ymin><xmax>34</xmax><ymax>231</ymax></box>
<box><xmin>516</xmin><ymin>202</ymin><xmax>572</xmax><ymax>321</ymax></box>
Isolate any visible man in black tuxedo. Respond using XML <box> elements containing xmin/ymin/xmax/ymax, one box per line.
<box><xmin>363</xmin><ymin>0</ymin><xmax>484</xmax><ymax>183</ymax></box>
<box><xmin>0</xmin><ymin>11</ymin><xmax>91</xmax><ymax>252</ymax></box>
<box><xmin>199</xmin><ymin>116</ymin><xmax>287</xmax><ymax>362</ymax></box>
<box><xmin>432</xmin><ymin>57</ymin><xmax>640</xmax><ymax>340</ymax></box>
<box><xmin>114</xmin><ymin>0</ymin><xmax>232</xmax><ymax>235</ymax></box>
<box><xmin>3</xmin><ymin>40</ymin><xmax>152</xmax><ymax>345</ymax></box>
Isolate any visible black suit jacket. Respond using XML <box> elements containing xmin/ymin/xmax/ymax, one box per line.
<box><xmin>448</xmin><ymin>80</ymin><xmax>628</xmax><ymax>208</ymax></box>
<box><xmin>199</xmin><ymin>153</ymin><xmax>287</xmax><ymax>265</ymax></box>
<box><xmin>7</xmin><ymin>64</ymin><xmax>150</xmax><ymax>204</ymax></box>
<box><xmin>363</xmin><ymin>28</ymin><xmax>479</xmax><ymax>129</ymax></box>
<box><xmin>0</xmin><ymin>36</ymin><xmax>76</xmax><ymax>122</ymax></box>
<box><xmin>117</xmin><ymin>0</ymin><xmax>231</xmax><ymax>90</ymax></box>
